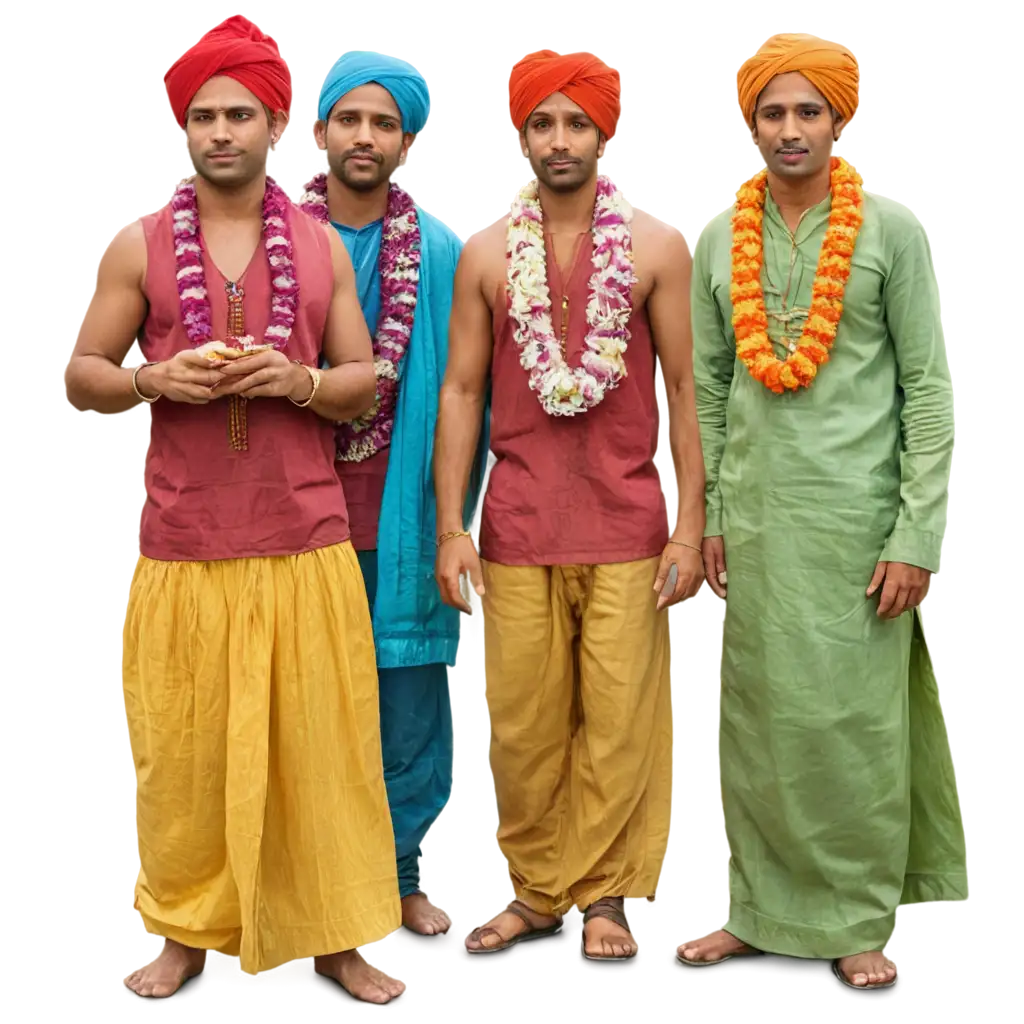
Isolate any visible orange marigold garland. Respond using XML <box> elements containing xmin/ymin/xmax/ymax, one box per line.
<box><xmin>730</xmin><ymin>156</ymin><xmax>864</xmax><ymax>394</ymax></box>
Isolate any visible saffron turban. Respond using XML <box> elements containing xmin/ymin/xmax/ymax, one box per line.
<box><xmin>164</xmin><ymin>15</ymin><xmax>292</xmax><ymax>128</ymax></box>
<box><xmin>737</xmin><ymin>33</ymin><xmax>859</xmax><ymax>127</ymax></box>
<box><xmin>509</xmin><ymin>50</ymin><xmax>621</xmax><ymax>140</ymax></box>
<box><xmin>318</xmin><ymin>51</ymin><xmax>430</xmax><ymax>134</ymax></box>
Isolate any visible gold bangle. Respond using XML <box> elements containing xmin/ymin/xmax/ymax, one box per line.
<box><xmin>289</xmin><ymin>363</ymin><xmax>320</xmax><ymax>408</ymax></box>
<box><xmin>132</xmin><ymin>363</ymin><xmax>161</xmax><ymax>403</ymax></box>
<box><xmin>437</xmin><ymin>530</ymin><xmax>471</xmax><ymax>548</ymax></box>
<box><xmin>667</xmin><ymin>539</ymin><xmax>702</xmax><ymax>555</ymax></box>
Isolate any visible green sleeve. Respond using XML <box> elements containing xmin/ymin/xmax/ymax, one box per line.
<box><xmin>878</xmin><ymin>223</ymin><xmax>954</xmax><ymax>572</ymax></box>
<box><xmin>691</xmin><ymin>228</ymin><xmax>734</xmax><ymax>537</ymax></box>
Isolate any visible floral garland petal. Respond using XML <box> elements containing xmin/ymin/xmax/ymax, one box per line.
<box><xmin>171</xmin><ymin>176</ymin><xmax>298</xmax><ymax>350</ymax></box>
<box><xmin>729</xmin><ymin>156</ymin><xmax>864</xmax><ymax>394</ymax></box>
<box><xmin>506</xmin><ymin>175</ymin><xmax>636</xmax><ymax>416</ymax></box>
<box><xmin>299</xmin><ymin>173</ymin><xmax>420</xmax><ymax>461</ymax></box>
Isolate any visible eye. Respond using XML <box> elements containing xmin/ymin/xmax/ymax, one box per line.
<box><xmin>533</xmin><ymin>120</ymin><xmax>549</xmax><ymax>129</ymax></box>
<box><xmin>378</xmin><ymin>120</ymin><xmax>397</xmax><ymax>130</ymax></box>
<box><xmin>801</xmin><ymin>109</ymin><xmax>821</xmax><ymax>119</ymax></box>
<box><xmin>572</xmin><ymin>121</ymin><xmax>585</xmax><ymax>130</ymax></box>
<box><xmin>232</xmin><ymin>112</ymin><xmax>251</xmax><ymax>121</ymax></box>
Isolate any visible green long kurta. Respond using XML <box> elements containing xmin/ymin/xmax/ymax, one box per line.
<box><xmin>692</xmin><ymin>186</ymin><xmax>967</xmax><ymax>958</ymax></box>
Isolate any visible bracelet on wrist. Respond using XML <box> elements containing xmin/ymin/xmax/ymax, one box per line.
<box><xmin>289</xmin><ymin>362</ymin><xmax>320</xmax><ymax>408</ymax></box>
<box><xmin>437</xmin><ymin>530</ymin><xmax>471</xmax><ymax>548</ymax></box>
<box><xmin>133</xmin><ymin>363</ymin><xmax>161</xmax><ymax>404</ymax></box>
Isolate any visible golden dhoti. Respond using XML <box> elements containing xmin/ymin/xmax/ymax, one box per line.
<box><xmin>481</xmin><ymin>557</ymin><xmax>672</xmax><ymax>916</ymax></box>
<box><xmin>122</xmin><ymin>542</ymin><xmax>400</xmax><ymax>974</ymax></box>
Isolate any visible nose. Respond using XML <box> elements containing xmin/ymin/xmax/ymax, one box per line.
<box><xmin>780</xmin><ymin>111</ymin><xmax>804</xmax><ymax>145</ymax></box>
<box><xmin>550</xmin><ymin>123</ymin><xmax>570</xmax><ymax>152</ymax></box>
<box><xmin>352</xmin><ymin>116</ymin><xmax>375</xmax><ymax>149</ymax></box>
<box><xmin>211</xmin><ymin>113</ymin><xmax>234</xmax><ymax>145</ymax></box>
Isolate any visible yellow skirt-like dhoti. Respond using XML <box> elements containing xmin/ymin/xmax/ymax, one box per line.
<box><xmin>122</xmin><ymin>542</ymin><xmax>400</xmax><ymax>974</ymax></box>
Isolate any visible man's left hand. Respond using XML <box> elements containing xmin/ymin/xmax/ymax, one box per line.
<box><xmin>867</xmin><ymin>560</ymin><xmax>932</xmax><ymax>619</ymax></box>
<box><xmin>214</xmin><ymin>350</ymin><xmax>313</xmax><ymax>402</ymax></box>
<box><xmin>654</xmin><ymin>540</ymin><xmax>704</xmax><ymax>611</ymax></box>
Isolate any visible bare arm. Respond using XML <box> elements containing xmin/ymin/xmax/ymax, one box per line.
<box><xmin>435</xmin><ymin>235</ymin><xmax>493</xmax><ymax>534</ymax></box>
<box><xmin>646</xmin><ymin>224</ymin><xmax>706</xmax><ymax>607</ymax></box>
<box><xmin>62</xmin><ymin>224</ymin><xmax>164</xmax><ymax>415</ymax></box>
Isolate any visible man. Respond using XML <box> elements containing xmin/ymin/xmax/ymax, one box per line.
<box><xmin>433</xmin><ymin>50</ymin><xmax>705</xmax><ymax>961</ymax></box>
<box><xmin>297</xmin><ymin>50</ymin><xmax>487</xmax><ymax>937</ymax></box>
<box><xmin>677</xmin><ymin>34</ymin><xmax>966</xmax><ymax>989</ymax></box>
<box><xmin>65</xmin><ymin>16</ymin><xmax>406</xmax><ymax>1004</ymax></box>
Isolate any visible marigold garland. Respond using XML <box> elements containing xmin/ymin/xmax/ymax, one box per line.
<box><xmin>730</xmin><ymin>156</ymin><xmax>864</xmax><ymax>394</ymax></box>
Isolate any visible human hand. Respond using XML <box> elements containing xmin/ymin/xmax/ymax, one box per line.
<box><xmin>702</xmin><ymin>536</ymin><xmax>728</xmax><ymax>599</ymax></box>
<box><xmin>435</xmin><ymin>535</ymin><xmax>485</xmax><ymax>614</ymax></box>
<box><xmin>653</xmin><ymin>538</ymin><xmax>704</xmax><ymax>611</ymax></box>
<box><xmin>139</xmin><ymin>349</ymin><xmax>227</xmax><ymax>404</ymax></box>
<box><xmin>214</xmin><ymin>349</ymin><xmax>312</xmax><ymax>401</ymax></box>
<box><xmin>867</xmin><ymin>560</ymin><xmax>931</xmax><ymax>619</ymax></box>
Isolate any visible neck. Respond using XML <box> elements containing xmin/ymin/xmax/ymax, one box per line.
<box><xmin>766</xmin><ymin>161</ymin><xmax>833</xmax><ymax>228</ymax></box>
<box><xmin>327</xmin><ymin>174</ymin><xmax>390</xmax><ymax>228</ymax></box>
<box><xmin>537</xmin><ymin>175</ymin><xmax>598</xmax><ymax>233</ymax></box>
<box><xmin>194</xmin><ymin>172</ymin><xmax>267</xmax><ymax>221</ymax></box>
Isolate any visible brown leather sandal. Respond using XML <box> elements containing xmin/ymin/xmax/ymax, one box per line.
<box><xmin>581</xmin><ymin>897</ymin><xmax>637</xmax><ymax>962</ymax></box>
<box><xmin>465</xmin><ymin>900</ymin><xmax>563</xmax><ymax>954</ymax></box>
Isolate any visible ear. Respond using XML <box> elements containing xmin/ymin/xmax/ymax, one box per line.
<box><xmin>314</xmin><ymin>119</ymin><xmax>328</xmax><ymax>151</ymax></box>
<box><xmin>597</xmin><ymin>132</ymin><xmax>607</xmax><ymax>159</ymax></box>
<box><xmin>832</xmin><ymin>110</ymin><xmax>846</xmax><ymax>141</ymax></box>
<box><xmin>269</xmin><ymin>109</ymin><xmax>290</xmax><ymax>149</ymax></box>
<box><xmin>520</xmin><ymin>129</ymin><xmax>530</xmax><ymax>159</ymax></box>
<box><xmin>750</xmin><ymin>120</ymin><xmax>759</xmax><ymax>145</ymax></box>
<box><xmin>401</xmin><ymin>131</ymin><xmax>417</xmax><ymax>164</ymax></box>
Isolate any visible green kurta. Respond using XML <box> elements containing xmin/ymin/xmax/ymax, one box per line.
<box><xmin>692</xmin><ymin>185</ymin><xmax>967</xmax><ymax>958</ymax></box>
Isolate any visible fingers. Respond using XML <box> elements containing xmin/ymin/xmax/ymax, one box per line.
<box><xmin>175</xmin><ymin>384</ymin><xmax>216</xmax><ymax>404</ymax></box>
<box><xmin>439</xmin><ymin>574</ymin><xmax>471</xmax><ymax>614</ymax></box>
<box><xmin>652</xmin><ymin>555</ymin><xmax>670</xmax><ymax>596</ymax></box>
<box><xmin>704</xmin><ymin>551</ymin><xmax>726</xmax><ymax>599</ymax></box>
<box><xmin>217</xmin><ymin>351</ymin><xmax>276</xmax><ymax>374</ymax></box>
<box><xmin>866</xmin><ymin>561</ymin><xmax>888</xmax><ymax>597</ymax></box>
<box><xmin>876</xmin><ymin>576</ymin><xmax>903</xmax><ymax>618</ymax></box>
<box><xmin>466</xmin><ymin>556</ymin><xmax>486</xmax><ymax>597</ymax></box>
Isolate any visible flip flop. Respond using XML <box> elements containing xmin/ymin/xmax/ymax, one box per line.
<box><xmin>581</xmin><ymin>897</ymin><xmax>637</xmax><ymax>962</ymax></box>
<box><xmin>466</xmin><ymin>901</ymin><xmax>562</xmax><ymax>954</ymax></box>
<box><xmin>831</xmin><ymin>958</ymin><xmax>898</xmax><ymax>990</ymax></box>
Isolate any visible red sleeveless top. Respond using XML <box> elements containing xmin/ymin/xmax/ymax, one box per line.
<box><xmin>480</xmin><ymin>232</ymin><xmax>668</xmax><ymax>566</ymax></box>
<box><xmin>137</xmin><ymin>201</ymin><xmax>350</xmax><ymax>561</ymax></box>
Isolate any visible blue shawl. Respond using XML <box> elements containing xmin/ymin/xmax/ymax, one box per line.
<box><xmin>337</xmin><ymin>206</ymin><xmax>488</xmax><ymax>669</ymax></box>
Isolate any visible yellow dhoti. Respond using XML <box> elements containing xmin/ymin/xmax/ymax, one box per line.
<box><xmin>481</xmin><ymin>557</ymin><xmax>672</xmax><ymax>917</ymax></box>
<box><xmin>122</xmin><ymin>542</ymin><xmax>400</xmax><ymax>974</ymax></box>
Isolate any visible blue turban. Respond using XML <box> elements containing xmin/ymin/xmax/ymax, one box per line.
<box><xmin>317</xmin><ymin>51</ymin><xmax>430</xmax><ymax>134</ymax></box>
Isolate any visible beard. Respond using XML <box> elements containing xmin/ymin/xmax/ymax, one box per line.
<box><xmin>327</xmin><ymin>148</ymin><xmax>401</xmax><ymax>193</ymax></box>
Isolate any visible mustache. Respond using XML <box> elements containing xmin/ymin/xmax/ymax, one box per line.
<box><xmin>542</xmin><ymin>155</ymin><xmax>582</xmax><ymax>167</ymax></box>
<box><xmin>343</xmin><ymin>148</ymin><xmax>384</xmax><ymax>164</ymax></box>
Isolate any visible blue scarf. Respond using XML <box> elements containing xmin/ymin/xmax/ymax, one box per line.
<box><xmin>334</xmin><ymin>206</ymin><xmax>488</xmax><ymax>669</ymax></box>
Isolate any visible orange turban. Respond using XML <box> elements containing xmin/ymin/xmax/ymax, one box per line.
<box><xmin>509</xmin><ymin>50</ymin><xmax>621</xmax><ymax>140</ymax></box>
<box><xmin>737</xmin><ymin>33</ymin><xmax>859</xmax><ymax>127</ymax></box>
<box><xmin>164</xmin><ymin>15</ymin><xmax>292</xmax><ymax>128</ymax></box>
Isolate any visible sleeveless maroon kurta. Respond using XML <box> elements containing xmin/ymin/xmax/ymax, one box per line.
<box><xmin>138</xmin><ymin>201</ymin><xmax>350</xmax><ymax>562</ymax></box>
<box><xmin>480</xmin><ymin>232</ymin><xmax>668</xmax><ymax>566</ymax></box>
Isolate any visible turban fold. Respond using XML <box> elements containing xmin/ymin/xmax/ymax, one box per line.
<box><xmin>509</xmin><ymin>50</ymin><xmax>621</xmax><ymax>140</ymax></box>
<box><xmin>737</xmin><ymin>33</ymin><xmax>859</xmax><ymax>127</ymax></box>
<box><xmin>318</xmin><ymin>51</ymin><xmax>430</xmax><ymax>134</ymax></box>
<box><xmin>164</xmin><ymin>15</ymin><xmax>291</xmax><ymax>128</ymax></box>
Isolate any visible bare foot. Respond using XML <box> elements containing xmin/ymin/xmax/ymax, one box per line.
<box><xmin>465</xmin><ymin>902</ymin><xmax>560</xmax><ymax>951</ymax></box>
<box><xmin>836</xmin><ymin>950</ymin><xmax>897</xmax><ymax>988</ymax></box>
<box><xmin>123</xmin><ymin>940</ymin><xmax>206</xmax><ymax>998</ymax></box>
<box><xmin>314</xmin><ymin>950</ymin><xmax>405</xmax><ymax>1004</ymax></box>
<box><xmin>402</xmin><ymin>892</ymin><xmax>451</xmax><ymax>936</ymax></box>
<box><xmin>677</xmin><ymin>929</ymin><xmax>757</xmax><ymax>964</ymax></box>
<box><xmin>583</xmin><ymin>914</ymin><xmax>637</xmax><ymax>959</ymax></box>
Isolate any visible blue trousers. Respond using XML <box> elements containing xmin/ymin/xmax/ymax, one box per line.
<box><xmin>357</xmin><ymin>550</ymin><xmax>453</xmax><ymax>898</ymax></box>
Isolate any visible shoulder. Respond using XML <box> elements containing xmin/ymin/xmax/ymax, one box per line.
<box><xmin>459</xmin><ymin>216</ymin><xmax>507</xmax><ymax>271</ymax></box>
<box><xmin>861</xmin><ymin>191</ymin><xmax>931</xmax><ymax>249</ymax></box>
<box><xmin>414</xmin><ymin>205</ymin><xmax>462</xmax><ymax>248</ymax></box>
<box><xmin>696</xmin><ymin>206</ymin><xmax>736</xmax><ymax>253</ymax></box>
<box><xmin>631</xmin><ymin>207</ymin><xmax>691</xmax><ymax>263</ymax></box>
<box><xmin>107</xmin><ymin>219</ymin><xmax>148</xmax><ymax>269</ymax></box>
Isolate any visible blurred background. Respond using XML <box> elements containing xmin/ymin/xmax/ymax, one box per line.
<box><xmin>2</xmin><ymin>6</ymin><xmax>1024</xmax><ymax>1015</ymax></box>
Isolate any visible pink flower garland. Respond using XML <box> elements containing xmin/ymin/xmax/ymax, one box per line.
<box><xmin>171</xmin><ymin>176</ymin><xmax>298</xmax><ymax>349</ymax></box>
<box><xmin>299</xmin><ymin>173</ymin><xmax>420</xmax><ymax>462</ymax></box>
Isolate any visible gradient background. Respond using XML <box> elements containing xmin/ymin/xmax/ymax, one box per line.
<box><xmin>4</xmin><ymin>6</ymin><xmax>1019</xmax><ymax>1015</ymax></box>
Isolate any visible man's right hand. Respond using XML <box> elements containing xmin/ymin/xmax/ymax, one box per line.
<box><xmin>702</xmin><ymin>536</ymin><xmax>728</xmax><ymax>599</ymax></box>
<box><xmin>436</xmin><ymin>535</ymin><xmax>485</xmax><ymax>614</ymax></box>
<box><xmin>140</xmin><ymin>350</ymin><xmax>228</xmax><ymax>404</ymax></box>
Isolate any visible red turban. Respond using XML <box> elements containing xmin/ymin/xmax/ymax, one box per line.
<box><xmin>509</xmin><ymin>50</ymin><xmax>621</xmax><ymax>140</ymax></box>
<box><xmin>164</xmin><ymin>15</ymin><xmax>292</xmax><ymax>128</ymax></box>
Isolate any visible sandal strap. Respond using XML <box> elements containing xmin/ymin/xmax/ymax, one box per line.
<box><xmin>583</xmin><ymin>896</ymin><xmax>631</xmax><ymax>933</ymax></box>
<box><xmin>505</xmin><ymin>899</ymin><xmax>560</xmax><ymax>930</ymax></box>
